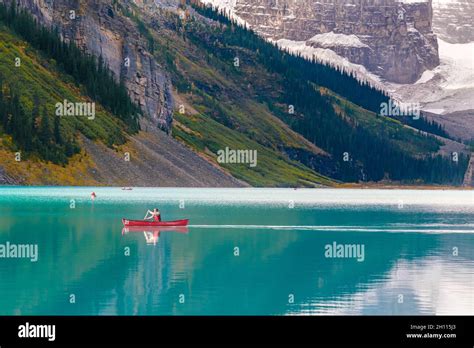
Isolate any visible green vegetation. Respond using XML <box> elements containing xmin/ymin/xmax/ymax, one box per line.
<box><xmin>0</xmin><ymin>1</ymin><xmax>141</xmax><ymax>164</ymax></box>
<box><xmin>141</xmin><ymin>17</ymin><xmax>335</xmax><ymax>185</ymax></box>
<box><xmin>0</xmin><ymin>0</ymin><xmax>468</xmax><ymax>186</ymax></box>
<box><xmin>0</xmin><ymin>1</ymin><xmax>140</xmax><ymax>132</ymax></box>
<box><xmin>321</xmin><ymin>88</ymin><xmax>440</xmax><ymax>154</ymax></box>
<box><xmin>174</xmin><ymin>112</ymin><xmax>334</xmax><ymax>187</ymax></box>
<box><xmin>117</xmin><ymin>1</ymin><xmax>157</xmax><ymax>54</ymax></box>
<box><xmin>180</xmin><ymin>2</ymin><xmax>468</xmax><ymax>184</ymax></box>
<box><xmin>191</xmin><ymin>2</ymin><xmax>388</xmax><ymax>114</ymax></box>
<box><xmin>0</xmin><ymin>82</ymin><xmax>79</xmax><ymax>164</ymax></box>
<box><xmin>0</xmin><ymin>27</ymin><xmax>128</xmax><ymax>164</ymax></box>
<box><xmin>404</xmin><ymin>115</ymin><xmax>450</xmax><ymax>139</ymax></box>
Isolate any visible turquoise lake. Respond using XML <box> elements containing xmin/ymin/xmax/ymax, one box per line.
<box><xmin>0</xmin><ymin>187</ymin><xmax>473</xmax><ymax>315</ymax></box>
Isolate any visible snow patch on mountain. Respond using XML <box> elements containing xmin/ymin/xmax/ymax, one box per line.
<box><xmin>389</xmin><ymin>39</ymin><xmax>474</xmax><ymax>114</ymax></box>
<box><xmin>200</xmin><ymin>0</ymin><xmax>247</xmax><ymax>25</ymax></box>
<box><xmin>277</xmin><ymin>36</ymin><xmax>473</xmax><ymax>114</ymax></box>
<box><xmin>200</xmin><ymin>0</ymin><xmax>236</xmax><ymax>9</ymax></box>
<box><xmin>200</xmin><ymin>0</ymin><xmax>237</xmax><ymax>16</ymax></box>
<box><xmin>411</xmin><ymin>40</ymin><xmax>474</xmax><ymax>90</ymax></box>
<box><xmin>415</xmin><ymin>70</ymin><xmax>436</xmax><ymax>84</ymax></box>
<box><xmin>275</xmin><ymin>39</ymin><xmax>383</xmax><ymax>88</ymax></box>
<box><xmin>438</xmin><ymin>40</ymin><xmax>474</xmax><ymax>90</ymax></box>
<box><xmin>201</xmin><ymin>0</ymin><xmax>472</xmax><ymax>114</ymax></box>
<box><xmin>308</xmin><ymin>32</ymin><xmax>370</xmax><ymax>49</ymax></box>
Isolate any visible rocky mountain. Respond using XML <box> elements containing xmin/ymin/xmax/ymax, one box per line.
<box><xmin>203</xmin><ymin>0</ymin><xmax>473</xmax><ymax>140</ymax></box>
<box><xmin>0</xmin><ymin>0</ymin><xmax>469</xmax><ymax>186</ymax></box>
<box><xmin>0</xmin><ymin>0</ymin><xmax>246</xmax><ymax>186</ymax></box>
<box><xmin>433</xmin><ymin>0</ymin><xmax>474</xmax><ymax>43</ymax></box>
<box><xmin>389</xmin><ymin>0</ymin><xmax>474</xmax><ymax>138</ymax></box>
<box><xmin>10</xmin><ymin>0</ymin><xmax>174</xmax><ymax>132</ymax></box>
<box><xmin>203</xmin><ymin>0</ymin><xmax>440</xmax><ymax>84</ymax></box>
<box><xmin>0</xmin><ymin>0</ymin><xmax>336</xmax><ymax>187</ymax></box>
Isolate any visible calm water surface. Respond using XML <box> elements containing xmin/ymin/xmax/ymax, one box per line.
<box><xmin>0</xmin><ymin>187</ymin><xmax>473</xmax><ymax>315</ymax></box>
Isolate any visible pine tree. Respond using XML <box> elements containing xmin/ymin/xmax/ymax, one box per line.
<box><xmin>0</xmin><ymin>2</ymin><xmax>141</xmax><ymax>132</ymax></box>
<box><xmin>39</xmin><ymin>105</ymin><xmax>51</xmax><ymax>147</ymax></box>
<box><xmin>53</xmin><ymin>113</ymin><xmax>62</xmax><ymax>145</ymax></box>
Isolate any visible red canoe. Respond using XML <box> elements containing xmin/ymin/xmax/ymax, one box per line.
<box><xmin>122</xmin><ymin>218</ymin><xmax>189</xmax><ymax>227</ymax></box>
<box><xmin>122</xmin><ymin>226</ymin><xmax>189</xmax><ymax>234</ymax></box>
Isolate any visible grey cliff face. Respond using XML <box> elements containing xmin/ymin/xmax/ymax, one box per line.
<box><xmin>8</xmin><ymin>0</ymin><xmax>174</xmax><ymax>132</ymax></box>
<box><xmin>433</xmin><ymin>0</ymin><xmax>474</xmax><ymax>44</ymax></box>
<box><xmin>231</xmin><ymin>0</ymin><xmax>440</xmax><ymax>84</ymax></box>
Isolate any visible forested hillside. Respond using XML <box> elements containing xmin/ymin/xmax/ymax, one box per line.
<box><xmin>0</xmin><ymin>0</ymin><xmax>469</xmax><ymax>186</ymax></box>
<box><xmin>0</xmin><ymin>1</ymin><xmax>333</xmax><ymax>186</ymax></box>
<box><xmin>0</xmin><ymin>1</ymin><xmax>139</xmax><ymax>165</ymax></box>
<box><xmin>149</xmin><ymin>1</ymin><xmax>468</xmax><ymax>184</ymax></box>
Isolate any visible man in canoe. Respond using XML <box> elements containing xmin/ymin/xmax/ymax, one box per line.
<box><xmin>144</xmin><ymin>208</ymin><xmax>161</xmax><ymax>222</ymax></box>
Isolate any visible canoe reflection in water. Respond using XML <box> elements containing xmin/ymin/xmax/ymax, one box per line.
<box><xmin>122</xmin><ymin>226</ymin><xmax>189</xmax><ymax>245</ymax></box>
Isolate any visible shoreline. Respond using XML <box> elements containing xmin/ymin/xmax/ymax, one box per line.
<box><xmin>336</xmin><ymin>183</ymin><xmax>473</xmax><ymax>190</ymax></box>
<box><xmin>0</xmin><ymin>184</ymin><xmax>471</xmax><ymax>190</ymax></box>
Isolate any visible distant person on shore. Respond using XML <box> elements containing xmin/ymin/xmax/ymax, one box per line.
<box><xmin>144</xmin><ymin>208</ymin><xmax>161</xmax><ymax>222</ymax></box>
